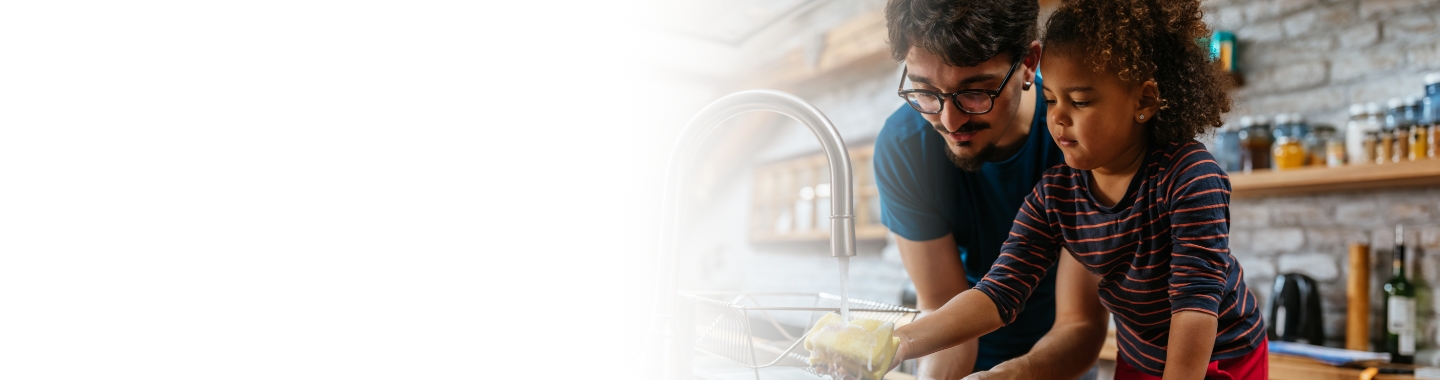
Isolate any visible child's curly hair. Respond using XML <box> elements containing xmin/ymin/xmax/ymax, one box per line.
<box><xmin>1042</xmin><ymin>0</ymin><xmax>1232</xmax><ymax>145</ymax></box>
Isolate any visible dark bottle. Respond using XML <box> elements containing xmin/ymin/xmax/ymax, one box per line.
<box><xmin>1384</xmin><ymin>224</ymin><xmax>1415</xmax><ymax>364</ymax></box>
<box><xmin>1238</xmin><ymin>116</ymin><xmax>1273</xmax><ymax>172</ymax></box>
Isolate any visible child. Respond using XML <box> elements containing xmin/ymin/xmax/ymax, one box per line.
<box><xmin>884</xmin><ymin>0</ymin><xmax>1267</xmax><ymax>378</ymax></box>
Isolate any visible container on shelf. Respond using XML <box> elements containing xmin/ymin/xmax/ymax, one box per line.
<box><xmin>1287</xmin><ymin>112</ymin><xmax>1310</xmax><ymax>140</ymax></box>
<box><xmin>1427</xmin><ymin>73</ymin><xmax>1440</xmax><ymax>124</ymax></box>
<box><xmin>1287</xmin><ymin>113</ymin><xmax>1311</xmax><ymax>164</ymax></box>
<box><xmin>1238</xmin><ymin>115</ymin><xmax>1272</xmax><ymax>172</ymax></box>
<box><xmin>1386</xmin><ymin>98</ymin><xmax>1413</xmax><ymax>163</ymax></box>
<box><xmin>1271</xmin><ymin>114</ymin><xmax>1298</xmax><ymax>170</ymax></box>
<box><xmin>1213</xmin><ymin>121</ymin><xmax>1243</xmax><ymax>172</ymax></box>
<box><xmin>1272</xmin><ymin>113</ymin><xmax>1291</xmax><ymax>142</ymax></box>
<box><xmin>1404</xmin><ymin>97</ymin><xmax>1425</xmax><ymax>161</ymax></box>
<box><xmin>1368</xmin><ymin>102</ymin><xmax>1388</xmax><ymax>165</ymax></box>
<box><xmin>1307</xmin><ymin>124</ymin><xmax>1340</xmax><ymax>167</ymax></box>
<box><xmin>1425</xmin><ymin>73</ymin><xmax>1440</xmax><ymax>159</ymax></box>
<box><xmin>1413</xmin><ymin>122</ymin><xmax>1430</xmax><ymax>161</ymax></box>
<box><xmin>1211</xmin><ymin>30</ymin><xmax>1237</xmax><ymax>74</ymax></box>
<box><xmin>1346</xmin><ymin>104</ymin><xmax>1368</xmax><ymax>165</ymax></box>
<box><xmin>1273</xmin><ymin>135</ymin><xmax>1306</xmax><ymax>170</ymax></box>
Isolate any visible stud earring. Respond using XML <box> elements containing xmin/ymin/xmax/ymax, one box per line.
<box><xmin>1139</xmin><ymin>114</ymin><xmax>1146</xmax><ymax>120</ymax></box>
<box><xmin>1023</xmin><ymin>81</ymin><xmax>1032</xmax><ymax>91</ymax></box>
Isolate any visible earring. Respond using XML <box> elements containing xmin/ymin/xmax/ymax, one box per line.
<box><xmin>1138</xmin><ymin>114</ymin><xmax>1146</xmax><ymax>120</ymax></box>
<box><xmin>1022</xmin><ymin>81</ymin><xmax>1033</xmax><ymax>91</ymax></box>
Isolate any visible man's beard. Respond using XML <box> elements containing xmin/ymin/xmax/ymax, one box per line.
<box><xmin>937</xmin><ymin>122</ymin><xmax>998</xmax><ymax>172</ymax></box>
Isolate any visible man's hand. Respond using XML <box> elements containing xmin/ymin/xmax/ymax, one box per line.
<box><xmin>958</xmin><ymin>353</ymin><xmax>1035</xmax><ymax>380</ymax></box>
<box><xmin>959</xmin><ymin>369</ymin><xmax>1019</xmax><ymax>380</ymax></box>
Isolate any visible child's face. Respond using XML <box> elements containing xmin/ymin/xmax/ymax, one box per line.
<box><xmin>1040</xmin><ymin>52</ymin><xmax>1155</xmax><ymax>171</ymax></box>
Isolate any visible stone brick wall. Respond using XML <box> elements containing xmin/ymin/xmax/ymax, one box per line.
<box><xmin>1231</xmin><ymin>190</ymin><xmax>1440</xmax><ymax>354</ymax></box>
<box><xmin>1203</xmin><ymin>0</ymin><xmax>1440</xmax><ymax>358</ymax></box>
<box><xmin>1204</xmin><ymin>0</ymin><xmax>1440</xmax><ymax>125</ymax></box>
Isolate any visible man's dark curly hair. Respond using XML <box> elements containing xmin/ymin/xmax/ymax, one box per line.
<box><xmin>1042</xmin><ymin>0</ymin><xmax>1232</xmax><ymax>145</ymax></box>
<box><xmin>885</xmin><ymin>0</ymin><xmax>1038</xmax><ymax>67</ymax></box>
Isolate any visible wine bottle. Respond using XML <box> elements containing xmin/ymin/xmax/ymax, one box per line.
<box><xmin>1384</xmin><ymin>224</ymin><xmax>1415</xmax><ymax>364</ymax></box>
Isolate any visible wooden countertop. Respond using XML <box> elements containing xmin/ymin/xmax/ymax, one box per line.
<box><xmin>1099</xmin><ymin>330</ymin><xmax>1417</xmax><ymax>379</ymax></box>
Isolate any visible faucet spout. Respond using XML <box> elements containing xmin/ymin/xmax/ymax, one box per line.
<box><xmin>661</xmin><ymin>89</ymin><xmax>856</xmax><ymax>263</ymax></box>
<box><xmin>650</xmin><ymin>89</ymin><xmax>855</xmax><ymax>379</ymax></box>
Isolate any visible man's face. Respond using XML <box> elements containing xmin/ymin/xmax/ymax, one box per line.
<box><xmin>902</xmin><ymin>49</ymin><xmax>1026</xmax><ymax>170</ymax></box>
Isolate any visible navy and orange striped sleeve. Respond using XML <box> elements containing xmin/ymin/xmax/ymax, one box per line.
<box><xmin>1164</xmin><ymin>148</ymin><xmax>1232</xmax><ymax>317</ymax></box>
<box><xmin>972</xmin><ymin>174</ymin><xmax>1063</xmax><ymax>324</ymax></box>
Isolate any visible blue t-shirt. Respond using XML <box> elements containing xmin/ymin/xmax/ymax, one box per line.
<box><xmin>873</xmin><ymin>75</ymin><xmax>1064</xmax><ymax>371</ymax></box>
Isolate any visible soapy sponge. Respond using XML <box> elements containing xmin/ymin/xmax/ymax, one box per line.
<box><xmin>803</xmin><ymin>313</ymin><xmax>901</xmax><ymax>380</ymax></box>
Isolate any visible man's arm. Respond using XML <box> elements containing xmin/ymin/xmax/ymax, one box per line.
<box><xmin>966</xmin><ymin>250</ymin><xmax>1109</xmax><ymax>380</ymax></box>
<box><xmin>895</xmin><ymin>233</ymin><xmax>979</xmax><ymax>380</ymax></box>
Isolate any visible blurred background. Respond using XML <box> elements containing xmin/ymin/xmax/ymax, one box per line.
<box><xmin>4</xmin><ymin>0</ymin><xmax>1440</xmax><ymax>379</ymax></box>
<box><xmin>646</xmin><ymin>0</ymin><xmax>1440</xmax><ymax>378</ymax></box>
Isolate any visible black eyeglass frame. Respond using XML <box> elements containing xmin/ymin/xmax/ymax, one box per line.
<box><xmin>896</xmin><ymin>58</ymin><xmax>1023</xmax><ymax>115</ymax></box>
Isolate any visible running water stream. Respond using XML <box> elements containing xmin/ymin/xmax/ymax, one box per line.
<box><xmin>838</xmin><ymin>255</ymin><xmax>850</xmax><ymax>322</ymax></box>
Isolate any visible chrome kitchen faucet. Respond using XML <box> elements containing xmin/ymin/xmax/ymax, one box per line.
<box><xmin>650</xmin><ymin>90</ymin><xmax>858</xmax><ymax>379</ymax></box>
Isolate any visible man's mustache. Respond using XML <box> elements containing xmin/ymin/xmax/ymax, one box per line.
<box><xmin>934</xmin><ymin>122</ymin><xmax>990</xmax><ymax>134</ymax></box>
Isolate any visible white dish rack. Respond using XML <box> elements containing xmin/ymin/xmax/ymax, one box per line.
<box><xmin>679</xmin><ymin>292</ymin><xmax>917</xmax><ymax>379</ymax></box>
<box><xmin>653</xmin><ymin>90</ymin><xmax>908</xmax><ymax>379</ymax></box>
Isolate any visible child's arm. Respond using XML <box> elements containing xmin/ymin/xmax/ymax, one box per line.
<box><xmin>978</xmin><ymin>252</ymin><xmax>1110</xmax><ymax>380</ymax></box>
<box><xmin>893</xmin><ymin>235</ymin><xmax>980</xmax><ymax>379</ymax></box>
<box><xmin>890</xmin><ymin>179</ymin><xmax>1064</xmax><ymax>366</ymax></box>
<box><xmin>891</xmin><ymin>289</ymin><xmax>1004</xmax><ymax>363</ymax></box>
<box><xmin>1164</xmin><ymin>147</ymin><xmax>1233</xmax><ymax>377</ymax></box>
<box><xmin>1162</xmin><ymin>311</ymin><xmax>1218</xmax><ymax>380</ymax></box>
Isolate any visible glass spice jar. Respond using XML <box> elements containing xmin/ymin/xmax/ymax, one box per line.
<box><xmin>1273</xmin><ymin>135</ymin><xmax>1306</xmax><ymax>170</ymax></box>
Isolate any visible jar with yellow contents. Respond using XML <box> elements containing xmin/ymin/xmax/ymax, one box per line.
<box><xmin>1407</xmin><ymin>96</ymin><xmax>1429</xmax><ymax>160</ymax></box>
<box><xmin>1273</xmin><ymin>133</ymin><xmax>1306</xmax><ymax>170</ymax></box>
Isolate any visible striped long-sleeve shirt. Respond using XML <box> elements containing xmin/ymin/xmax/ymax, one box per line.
<box><xmin>972</xmin><ymin>141</ymin><xmax>1264</xmax><ymax>376</ymax></box>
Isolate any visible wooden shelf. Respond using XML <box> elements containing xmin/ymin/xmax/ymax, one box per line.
<box><xmin>1230</xmin><ymin>159</ymin><xmax>1440</xmax><ymax>198</ymax></box>
<box><xmin>742</xmin><ymin>9</ymin><xmax>893</xmax><ymax>91</ymax></box>
<box><xmin>749</xmin><ymin>144</ymin><xmax>888</xmax><ymax>245</ymax></box>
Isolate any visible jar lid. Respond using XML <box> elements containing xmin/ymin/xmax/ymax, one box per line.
<box><xmin>1427</xmin><ymin>72</ymin><xmax>1440</xmax><ymax>85</ymax></box>
<box><xmin>1274</xmin><ymin>113</ymin><xmax>1290</xmax><ymax>125</ymax></box>
<box><xmin>1349</xmin><ymin>104</ymin><xmax>1365</xmax><ymax>116</ymax></box>
<box><xmin>1238</xmin><ymin>115</ymin><xmax>1254</xmax><ymax>127</ymax></box>
<box><xmin>1388</xmin><ymin>97</ymin><xmax>1405</xmax><ymax>109</ymax></box>
<box><xmin>1406</xmin><ymin>96</ymin><xmax>1422</xmax><ymax>106</ymax></box>
<box><xmin>1365</xmin><ymin>102</ymin><xmax>1383</xmax><ymax>115</ymax></box>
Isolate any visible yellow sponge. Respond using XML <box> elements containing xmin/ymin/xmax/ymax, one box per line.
<box><xmin>803</xmin><ymin>313</ymin><xmax>900</xmax><ymax>380</ymax></box>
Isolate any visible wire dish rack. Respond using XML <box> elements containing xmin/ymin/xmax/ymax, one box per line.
<box><xmin>680</xmin><ymin>292</ymin><xmax>918</xmax><ymax>379</ymax></box>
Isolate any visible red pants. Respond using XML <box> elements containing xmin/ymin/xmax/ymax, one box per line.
<box><xmin>1115</xmin><ymin>339</ymin><xmax>1268</xmax><ymax>380</ymax></box>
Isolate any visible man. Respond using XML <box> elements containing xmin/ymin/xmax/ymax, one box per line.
<box><xmin>874</xmin><ymin>0</ymin><xmax>1110</xmax><ymax>379</ymax></box>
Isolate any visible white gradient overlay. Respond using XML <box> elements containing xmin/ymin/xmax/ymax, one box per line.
<box><xmin>0</xmin><ymin>1</ymin><xmax>681</xmax><ymax>378</ymax></box>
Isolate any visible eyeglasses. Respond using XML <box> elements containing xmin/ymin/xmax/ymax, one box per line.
<box><xmin>896</xmin><ymin>58</ymin><xmax>1022</xmax><ymax>115</ymax></box>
